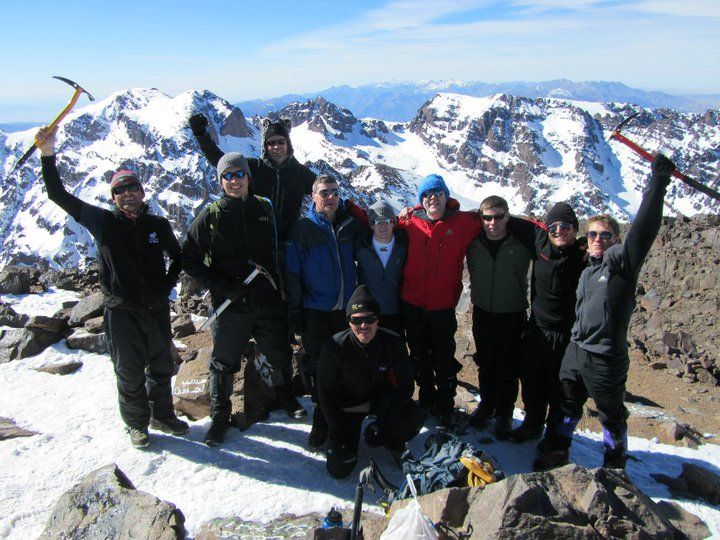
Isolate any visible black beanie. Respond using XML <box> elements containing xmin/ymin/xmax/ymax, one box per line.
<box><xmin>346</xmin><ymin>285</ymin><xmax>380</xmax><ymax>319</ymax></box>
<box><xmin>546</xmin><ymin>202</ymin><xmax>579</xmax><ymax>230</ymax></box>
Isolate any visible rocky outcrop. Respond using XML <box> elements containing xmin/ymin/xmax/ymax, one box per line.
<box><xmin>631</xmin><ymin>215</ymin><xmax>720</xmax><ymax>386</ymax></box>
<box><xmin>0</xmin><ymin>326</ymin><xmax>63</xmax><ymax>363</ymax></box>
<box><xmin>0</xmin><ymin>416</ymin><xmax>38</xmax><ymax>440</ymax></box>
<box><xmin>39</xmin><ymin>464</ymin><xmax>185</xmax><ymax>539</ymax></box>
<box><xmin>386</xmin><ymin>464</ymin><xmax>699</xmax><ymax>539</ymax></box>
<box><xmin>0</xmin><ymin>265</ymin><xmax>37</xmax><ymax>294</ymax></box>
<box><xmin>653</xmin><ymin>463</ymin><xmax>720</xmax><ymax>505</ymax></box>
<box><xmin>68</xmin><ymin>292</ymin><xmax>105</xmax><ymax>326</ymax></box>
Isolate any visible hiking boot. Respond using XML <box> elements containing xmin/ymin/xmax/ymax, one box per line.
<box><xmin>308</xmin><ymin>408</ymin><xmax>328</xmax><ymax>450</ymax></box>
<box><xmin>469</xmin><ymin>404</ymin><xmax>494</xmax><ymax>430</ymax></box>
<box><xmin>532</xmin><ymin>448</ymin><xmax>569</xmax><ymax>472</ymax></box>
<box><xmin>204</xmin><ymin>421</ymin><xmax>230</xmax><ymax>447</ymax></box>
<box><xmin>150</xmin><ymin>417</ymin><xmax>189</xmax><ymax>436</ymax></box>
<box><xmin>275</xmin><ymin>384</ymin><xmax>308</xmax><ymax>419</ymax></box>
<box><xmin>128</xmin><ymin>427</ymin><xmax>149</xmax><ymax>449</ymax></box>
<box><xmin>603</xmin><ymin>450</ymin><xmax>627</xmax><ymax>470</ymax></box>
<box><xmin>494</xmin><ymin>416</ymin><xmax>513</xmax><ymax>441</ymax></box>
<box><xmin>508</xmin><ymin>421</ymin><xmax>544</xmax><ymax>444</ymax></box>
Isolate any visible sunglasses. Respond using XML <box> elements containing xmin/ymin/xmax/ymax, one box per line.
<box><xmin>373</xmin><ymin>218</ymin><xmax>394</xmax><ymax>226</ymax></box>
<box><xmin>548</xmin><ymin>222</ymin><xmax>574</xmax><ymax>234</ymax></box>
<box><xmin>482</xmin><ymin>212</ymin><xmax>506</xmax><ymax>222</ymax></box>
<box><xmin>587</xmin><ymin>230</ymin><xmax>614</xmax><ymax>241</ymax></box>
<box><xmin>112</xmin><ymin>183</ymin><xmax>141</xmax><ymax>196</ymax></box>
<box><xmin>221</xmin><ymin>170</ymin><xmax>248</xmax><ymax>181</ymax></box>
<box><xmin>266</xmin><ymin>139</ymin><xmax>287</xmax><ymax>148</ymax></box>
<box><xmin>423</xmin><ymin>189</ymin><xmax>446</xmax><ymax>199</ymax></box>
<box><xmin>315</xmin><ymin>188</ymin><xmax>339</xmax><ymax>198</ymax></box>
<box><xmin>349</xmin><ymin>314</ymin><xmax>379</xmax><ymax>325</ymax></box>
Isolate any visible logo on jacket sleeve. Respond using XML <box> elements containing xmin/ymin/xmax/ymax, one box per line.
<box><xmin>148</xmin><ymin>232</ymin><xmax>159</xmax><ymax>244</ymax></box>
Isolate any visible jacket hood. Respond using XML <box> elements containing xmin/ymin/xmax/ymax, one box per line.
<box><xmin>260</xmin><ymin>118</ymin><xmax>295</xmax><ymax>166</ymax></box>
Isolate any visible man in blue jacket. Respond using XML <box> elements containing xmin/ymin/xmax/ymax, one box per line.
<box><xmin>284</xmin><ymin>175</ymin><xmax>365</xmax><ymax>449</ymax></box>
<box><xmin>534</xmin><ymin>154</ymin><xmax>676</xmax><ymax>471</ymax></box>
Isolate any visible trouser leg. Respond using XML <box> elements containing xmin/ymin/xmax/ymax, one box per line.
<box><xmin>472</xmin><ymin>307</ymin><xmax>497</xmax><ymax>415</ymax></box>
<box><xmin>545</xmin><ymin>341</ymin><xmax>588</xmax><ymax>450</ymax></box>
<box><xmin>144</xmin><ymin>307</ymin><xmax>176</xmax><ymax>421</ymax></box>
<box><xmin>380</xmin><ymin>400</ymin><xmax>423</xmax><ymax>448</ymax></box>
<box><xmin>253</xmin><ymin>310</ymin><xmax>293</xmax><ymax>388</ymax></box>
<box><xmin>326</xmin><ymin>411</ymin><xmax>365</xmax><ymax>479</ymax></box>
<box><xmin>427</xmin><ymin>309</ymin><xmax>459</xmax><ymax>416</ymax></box>
<box><xmin>492</xmin><ymin>312</ymin><xmax>524</xmax><ymax>420</ymax></box>
<box><xmin>105</xmin><ymin>308</ymin><xmax>150</xmax><ymax>430</ymax></box>
<box><xmin>209</xmin><ymin>307</ymin><xmax>253</xmax><ymax>422</ymax></box>
<box><xmin>402</xmin><ymin>302</ymin><xmax>436</xmax><ymax>408</ymax></box>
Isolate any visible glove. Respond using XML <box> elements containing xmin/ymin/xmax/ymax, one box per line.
<box><xmin>188</xmin><ymin>113</ymin><xmax>208</xmax><ymax>137</ymax></box>
<box><xmin>651</xmin><ymin>153</ymin><xmax>675</xmax><ymax>187</ymax></box>
<box><xmin>364</xmin><ymin>421</ymin><xmax>386</xmax><ymax>448</ymax></box>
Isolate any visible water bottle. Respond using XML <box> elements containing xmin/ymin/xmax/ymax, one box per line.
<box><xmin>322</xmin><ymin>507</ymin><xmax>343</xmax><ymax>528</ymax></box>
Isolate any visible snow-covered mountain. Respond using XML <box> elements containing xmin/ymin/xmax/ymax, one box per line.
<box><xmin>1</xmin><ymin>87</ymin><xmax>719</xmax><ymax>269</ymax></box>
<box><xmin>238</xmin><ymin>79</ymin><xmax>720</xmax><ymax>120</ymax></box>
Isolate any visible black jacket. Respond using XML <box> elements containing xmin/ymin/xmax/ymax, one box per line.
<box><xmin>193</xmin><ymin>131</ymin><xmax>315</xmax><ymax>243</ymax></box>
<box><xmin>182</xmin><ymin>193</ymin><xmax>283</xmax><ymax>307</ymax></box>
<box><xmin>508</xmin><ymin>217</ymin><xmax>587</xmax><ymax>332</ymax></box>
<box><xmin>317</xmin><ymin>328</ymin><xmax>415</xmax><ymax>439</ymax></box>
<box><xmin>41</xmin><ymin>156</ymin><xmax>181</xmax><ymax>311</ymax></box>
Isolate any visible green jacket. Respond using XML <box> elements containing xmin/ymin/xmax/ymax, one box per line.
<box><xmin>467</xmin><ymin>233</ymin><xmax>532</xmax><ymax>313</ymax></box>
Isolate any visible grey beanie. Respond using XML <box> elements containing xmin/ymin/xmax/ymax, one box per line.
<box><xmin>217</xmin><ymin>152</ymin><xmax>251</xmax><ymax>180</ymax></box>
<box><xmin>368</xmin><ymin>200</ymin><xmax>396</xmax><ymax>224</ymax></box>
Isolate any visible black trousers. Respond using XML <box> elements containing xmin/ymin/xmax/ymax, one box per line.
<box><xmin>326</xmin><ymin>400</ymin><xmax>422</xmax><ymax>479</ymax></box>
<box><xmin>519</xmin><ymin>318</ymin><xmax>570</xmax><ymax>427</ymax></box>
<box><xmin>402</xmin><ymin>302</ymin><xmax>460</xmax><ymax>414</ymax></box>
<box><xmin>471</xmin><ymin>307</ymin><xmax>525</xmax><ymax>419</ymax></box>
<box><xmin>301</xmin><ymin>309</ymin><xmax>347</xmax><ymax>395</ymax></box>
<box><xmin>104</xmin><ymin>306</ymin><xmax>175</xmax><ymax>430</ymax></box>
<box><xmin>210</xmin><ymin>302</ymin><xmax>292</xmax><ymax>387</ymax></box>
<box><xmin>554</xmin><ymin>341</ymin><xmax>629</xmax><ymax>453</ymax></box>
<box><xmin>379</xmin><ymin>313</ymin><xmax>404</xmax><ymax>338</ymax></box>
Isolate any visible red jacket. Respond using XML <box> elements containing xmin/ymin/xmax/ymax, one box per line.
<box><xmin>398</xmin><ymin>199</ymin><xmax>483</xmax><ymax>310</ymax></box>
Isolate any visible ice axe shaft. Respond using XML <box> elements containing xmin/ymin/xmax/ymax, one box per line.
<box><xmin>198</xmin><ymin>267</ymin><xmax>261</xmax><ymax>332</ymax></box>
<box><xmin>610</xmin><ymin>123</ymin><xmax>720</xmax><ymax>202</ymax></box>
<box><xmin>11</xmin><ymin>76</ymin><xmax>95</xmax><ymax>173</ymax></box>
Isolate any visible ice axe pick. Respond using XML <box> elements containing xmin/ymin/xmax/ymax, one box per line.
<box><xmin>609</xmin><ymin>113</ymin><xmax>720</xmax><ymax>202</ymax></box>
<box><xmin>11</xmin><ymin>76</ymin><xmax>95</xmax><ymax>173</ymax></box>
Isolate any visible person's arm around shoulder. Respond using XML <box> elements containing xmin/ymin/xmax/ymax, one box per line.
<box><xmin>188</xmin><ymin>113</ymin><xmax>224</xmax><ymax>168</ymax></box>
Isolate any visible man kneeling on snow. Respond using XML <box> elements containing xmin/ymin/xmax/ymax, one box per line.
<box><xmin>317</xmin><ymin>285</ymin><xmax>422</xmax><ymax>479</ymax></box>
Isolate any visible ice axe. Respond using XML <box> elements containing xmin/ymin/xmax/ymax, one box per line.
<box><xmin>11</xmin><ymin>76</ymin><xmax>95</xmax><ymax>173</ymax></box>
<box><xmin>609</xmin><ymin>113</ymin><xmax>720</xmax><ymax>202</ymax></box>
<box><xmin>198</xmin><ymin>261</ymin><xmax>277</xmax><ymax>331</ymax></box>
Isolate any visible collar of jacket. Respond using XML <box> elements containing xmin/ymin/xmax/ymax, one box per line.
<box><xmin>218</xmin><ymin>192</ymin><xmax>255</xmax><ymax>210</ymax></box>
<box><xmin>114</xmin><ymin>203</ymin><xmax>149</xmax><ymax>220</ymax></box>
<box><xmin>308</xmin><ymin>199</ymin><xmax>350</xmax><ymax>227</ymax></box>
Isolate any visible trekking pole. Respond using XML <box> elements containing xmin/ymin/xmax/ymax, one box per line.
<box><xmin>609</xmin><ymin>113</ymin><xmax>720</xmax><ymax>202</ymax></box>
<box><xmin>351</xmin><ymin>467</ymin><xmax>373</xmax><ymax>540</ymax></box>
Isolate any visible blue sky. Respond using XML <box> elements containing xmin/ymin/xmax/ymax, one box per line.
<box><xmin>1</xmin><ymin>0</ymin><xmax>718</xmax><ymax>122</ymax></box>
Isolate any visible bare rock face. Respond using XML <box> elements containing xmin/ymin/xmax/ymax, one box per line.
<box><xmin>172</xmin><ymin>344</ymin><xmax>277</xmax><ymax>428</ymax></box>
<box><xmin>35</xmin><ymin>360</ymin><xmax>83</xmax><ymax>375</ymax></box>
<box><xmin>38</xmin><ymin>463</ymin><xmax>185</xmax><ymax>540</ymax></box>
<box><xmin>653</xmin><ymin>463</ymin><xmax>720</xmax><ymax>506</ymax></box>
<box><xmin>387</xmin><ymin>464</ymin><xmax>697</xmax><ymax>539</ymax></box>
<box><xmin>66</xmin><ymin>329</ymin><xmax>108</xmax><ymax>354</ymax></box>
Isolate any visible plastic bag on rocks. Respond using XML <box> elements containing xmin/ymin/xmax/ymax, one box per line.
<box><xmin>380</xmin><ymin>474</ymin><xmax>439</xmax><ymax>540</ymax></box>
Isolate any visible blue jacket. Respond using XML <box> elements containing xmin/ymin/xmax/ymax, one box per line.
<box><xmin>354</xmin><ymin>229</ymin><xmax>408</xmax><ymax>316</ymax></box>
<box><xmin>285</xmin><ymin>201</ymin><xmax>364</xmax><ymax>313</ymax></box>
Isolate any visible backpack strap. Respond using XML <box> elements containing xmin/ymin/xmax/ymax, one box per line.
<box><xmin>203</xmin><ymin>201</ymin><xmax>221</xmax><ymax>268</ymax></box>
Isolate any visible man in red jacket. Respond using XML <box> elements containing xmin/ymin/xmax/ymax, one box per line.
<box><xmin>398</xmin><ymin>174</ymin><xmax>483</xmax><ymax>427</ymax></box>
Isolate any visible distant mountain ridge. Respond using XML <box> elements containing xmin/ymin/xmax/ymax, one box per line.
<box><xmin>237</xmin><ymin>79</ymin><xmax>720</xmax><ymax>121</ymax></box>
<box><xmin>0</xmin><ymin>88</ymin><xmax>718</xmax><ymax>269</ymax></box>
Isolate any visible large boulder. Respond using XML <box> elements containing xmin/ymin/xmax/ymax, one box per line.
<box><xmin>653</xmin><ymin>463</ymin><xmax>720</xmax><ymax>505</ymax></box>
<box><xmin>66</xmin><ymin>329</ymin><xmax>108</xmax><ymax>354</ymax></box>
<box><xmin>0</xmin><ymin>265</ymin><xmax>36</xmax><ymax>294</ymax></box>
<box><xmin>0</xmin><ymin>302</ymin><xmax>29</xmax><ymax>327</ymax></box>
<box><xmin>173</xmin><ymin>344</ymin><xmax>276</xmax><ymax>429</ymax></box>
<box><xmin>0</xmin><ymin>327</ymin><xmax>63</xmax><ymax>363</ymax></box>
<box><xmin>68</xmin><ymin>292</ymin><xmax>105</xmax><ymax>326</ymax></box>
<box><xmin>0</xmin><ymin>416</ymin><xmax>38</xmax><ymax>440</ymax></box>
<box><xmin>38</xmin><ymin>463</ymin><xmax>185</xmax><ymax>539</ymax></box>
<box><xmin>386</xmin><ymin>464</ymin><xmax>698</xmax><ymax>539</ymax></box>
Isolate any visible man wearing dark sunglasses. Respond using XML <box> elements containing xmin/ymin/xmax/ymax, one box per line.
<box><xmin>188</xmin><ymin>114</ymin><xmax>315</xmax><ymax>243</ymax></box>
<box><xmin>35</xmin><ymin>125</ymin><xmax>186</xmax><ymax>449</ymax></box>
<box><xmin>183</xmin><ymin>153</ymin><xmax>307</xmax><ymax>446</ymax></box>
<box><xmin>535</xmin><ymin>154</ymin><xmax>676</xmax><ymax>471</ymax></box>
<box><xmin>498</xmin><ymin>202</ymin><xmax>586</xmax><ymax>444</ymax></box>
<box><xmin>466</xmin><ymin>196</ymin><xmax>532</xmax><ymax>439</ymax></box>
<box><xmin>316</xmin><ymin>285</ymin><xmax>420</xmax><ymax>478</ymax></box>
<box><xmin>285</xmin><ymin>176</ymin><xmax>365</xmax><ymax>450</ymax></box>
